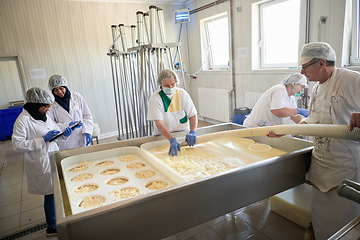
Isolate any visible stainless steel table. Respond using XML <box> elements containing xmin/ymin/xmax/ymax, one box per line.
<box><xmin>50</xmin><ymin>123</ymin><xmax>313</xmax><ymax>240</ymax></box>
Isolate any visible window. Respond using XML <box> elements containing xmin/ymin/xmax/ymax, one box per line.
<box><xmin>351</xmin><ymin>0</ymin><xmax>360</xmax><ymax>65</ymax></box>
<box><xmin>200</xmin><ymin>12</ymin><xmax>230</xmax><ymax>70</ymax></box>
<box><xmin>253</xmin><ymin>0</ymin><xmax>306</xmax><ymax>69</ymax></box>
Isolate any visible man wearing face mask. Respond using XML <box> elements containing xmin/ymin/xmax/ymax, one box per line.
<box><xmin>147</xmin><ymin>69</ymin><xmax>198</xmax><ymax>156</ymax></box>
<box><xmin>243</xmin><ymin>73</ymin><xmax>309</xmax><ymax>127</ymax></box>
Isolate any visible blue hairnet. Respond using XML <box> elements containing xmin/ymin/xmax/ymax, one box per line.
<box><xmin>48</xmin><ymin>75</ymin><xmax>67</xmax><ymax>90</ymax></box>
<box><xmin>157</xmin><ymin>69</ymin><xmax>180</xmax><ymax>86</ymax></box>
<box><xmin>25</xmin><ymin>87</ymin><xmax>54</xmax><ymax>104</ymax></box>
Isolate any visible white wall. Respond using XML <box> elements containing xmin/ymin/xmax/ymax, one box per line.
<box><xmin>184</xmin><ymin>0</ymin><xmax>352</xmax><ymax>119</ymax></box>
<box><xmin>0</xmin><ymin>0</ymin><xmax>186</xmax><ymax>136</ymax></box>
<box><xmin>0</xmin><ymin>0</ymin><xmax>353</xmax><ymax>135</ymax></box>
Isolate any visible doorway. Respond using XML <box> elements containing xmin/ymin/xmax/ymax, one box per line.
<box><xmin>0</xmin><ymin>55</ymin><xmax>27</xmax><ymax>109</ymax></box>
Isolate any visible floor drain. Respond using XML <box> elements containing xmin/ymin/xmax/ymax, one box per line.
<box><xmin>0</xmin><ymin>222</ymin><xmax>46</xmax><ymax>240</ymax></box>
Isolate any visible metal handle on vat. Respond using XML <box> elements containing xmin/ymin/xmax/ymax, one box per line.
<box><xmin>337</xmin><ymin>179</ymin><xmax>360</xmax><ymax>204</ymax></box>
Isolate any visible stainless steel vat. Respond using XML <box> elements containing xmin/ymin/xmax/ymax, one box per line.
<box><xmin>51</xmin><ymin>123</ymin><xmax>313</xmax><ymax>240</ymax></box>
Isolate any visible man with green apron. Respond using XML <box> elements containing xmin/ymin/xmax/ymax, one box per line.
<box><xmin>147</xmin><ymin>69</ymin><xmax>198</xmax><ymax>156</ymax></box>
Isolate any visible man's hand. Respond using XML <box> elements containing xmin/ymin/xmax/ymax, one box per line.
<box><xmin>349</xmin><ymin>113</ymin><xmax>360</xmax><ymax>131</ymax></box>
<box><xmin>266</xmin><ymin>131</ymin><xmax>285</xmax><ymax>138</ymax></box>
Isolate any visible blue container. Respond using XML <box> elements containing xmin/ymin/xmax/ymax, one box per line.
<box><xmin>0</xmin><ymin>106</ymin><xmax>23</xmax><ymax>140</ymax></box>
<box><xmin>232</xmin><ymin>108</ymin><xmax>251</xmax><ymax>125</ymax></box>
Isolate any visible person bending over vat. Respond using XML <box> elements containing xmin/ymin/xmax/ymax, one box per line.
<box><xmin>47</xmin><ymin>75</ymin><xmax>93</xmax><ymax>150</ymax></box>
<box><xmin>243</xmin><ymin>73</ymin><xmax>308</xmax><ymax>127</ymax></box>
<box><xmin>12</xmin><ymin>87</ymin><xmax>77</xmax><ymax>236</ymax></box>
<box><xmin>268</xmin><ymin>42</ymin><xmax>360</xmax><ymax>240</ymax></box>
<box><xmin>147</xmin><ymin>69</ymin><xmax>198</xmax><ymax>156</ymax></box>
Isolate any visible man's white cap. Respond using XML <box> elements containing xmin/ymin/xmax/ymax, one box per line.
<box><xmin>298</xmin><ymin>42</ymin><xmax>336</xmax><ymax>66</ymax></box>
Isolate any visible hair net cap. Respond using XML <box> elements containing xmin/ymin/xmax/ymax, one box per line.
<box><xmin>157</xmin><ymin>69</ymin><xmax>180</xmax><ymax>86</ymax></box>
<box><xmin>48</xmin><ymin>75</ymin><xmax>67</xmax><ymax>90</ymax></box>
<box><xmin>298</xmin><ymin>42</ymin><xmax>336</xmax><ymax>66</ymax></box>
<box><xmin>25</xmin><ymin>87</ymin><xmax>54</xmax><ymax>104</ymax></box>
<box><xmin>281</xmin><ymin>73</ymin><xmax>308</xmax><ymax>88</ymax></box>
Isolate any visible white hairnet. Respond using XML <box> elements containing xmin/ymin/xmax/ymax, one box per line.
<box><xmin>157</xmin><ymin>69</ymin><xmax>180</xmax><ymax>85</ymax></box>
<box><xmin>281</xmin><ymin>73</ymin><xmax>308</xmax><ymax>88</ymax></box>
<box><xmin>48</xmin><ymin>75</ymin><xmax>67</xmax><ymax>90</ymax></box>
<box><xmin>25</xmin><ymin>87</ymin><xmax>54</xmax><ymax>104</ymax></box>
<box><xmin>298</xmin><ymin>42</ymin><xmax>336</xmax><ymax>66</ymax></box>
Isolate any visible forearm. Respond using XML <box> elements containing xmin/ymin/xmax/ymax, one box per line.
<box><xmin>154</xmin><ymin>120</ymin><xmax>174</xmax><ymax>141</ymax></box>
<box><xmin>189</xmin><ymin>114</ymin><xmax>198</xmax><ymax>131</ymax></box>
<box><xmin>290</xmin><ymin>115</ymin><xmax>303</xmax><ymax>124</ymax></box>
<box><xmin>271</xmin><ymin>107</ymin><xmax>298</xmax><ymax>118</ymax></box>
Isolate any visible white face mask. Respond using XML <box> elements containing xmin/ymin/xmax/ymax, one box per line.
<box><xmin>162</xmin><ymin>87</ymin><xmax>176</xmax><ymax>95</ymax></box>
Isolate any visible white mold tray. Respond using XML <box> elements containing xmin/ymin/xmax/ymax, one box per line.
<box><xmin>61</xmin><ymin>146</ymin><xmax>186</xmax><ymax>214</ymax></box>
<box><xmin>141</xmin><ymin>139</ymin><xmax>265</xmax><ymax>182</ymax></box>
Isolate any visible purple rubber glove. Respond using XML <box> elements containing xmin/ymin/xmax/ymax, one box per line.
<box><xmin>85</xmin><ymin>133</ymin><xmax>92</xmax><ymax>146</ymax></box>
<box><xmin>63</xmin><ymin>127</ymin><xmax>73</xmax><ymax>137</ymax></box>
<box><xmin>168</xmin><ymin>138</ymin><xmax>181</xmax><ymax>156</ymax></box>
<box><xmin>43</xmin><ymin>130</ymin><xmax>60</xmax><ymax>142</ymax></box>
<box><xmin>296</xmin><ymin>108</ymin><xmax>308</xmax><ymax>117</ymax></box>
<box><xmin>185</xmin><ymin>130</ymin><xmax>197</xmax><ymax>146</ymax></box>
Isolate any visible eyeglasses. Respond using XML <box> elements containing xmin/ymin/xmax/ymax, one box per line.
<box><xmin>302</xmin><ymin>60</ymin><xmax>319</xmax><ymax>70</ymax></box>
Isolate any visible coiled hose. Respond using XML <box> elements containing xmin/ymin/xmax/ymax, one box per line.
<box><xmin>196</xmin><ymin>124</ymin><xmax>360</xmax><ymax>143</ymax></box>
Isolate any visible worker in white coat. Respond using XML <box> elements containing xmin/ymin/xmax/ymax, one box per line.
<box><xmin>12</xmin><ymin>87</ymin><xmax>76</xmax><ymax>237</ymax></box>
<box><xmin>243</xmin><ymin>73</ymin><xmax>309</xmax><ymax>127</ymax></box>
<box><xmin>147</xmin><ymin>69</ymin><xmax>198</xmax><ymax>156</ymax></box>
<box><xmin>47</xmin><ymin>75</ymin><xmax>93</xmax><ymax>150</ymax></box>
<box><xmin>269</xmin><ymin>42</ymin><xmax>360</xmax><ymax>239</ymax></box>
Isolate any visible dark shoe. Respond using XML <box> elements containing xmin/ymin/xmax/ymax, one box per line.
<box><xmin>46</xmin><ymin>227</ymin><xmax>57</xmax><ymax>237</ymax></box>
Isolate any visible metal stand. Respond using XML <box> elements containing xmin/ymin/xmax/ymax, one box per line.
<box><xmin>108</xmin><ymin>6</ymin><xmax>186</xmax><ymax>140</ymax></box>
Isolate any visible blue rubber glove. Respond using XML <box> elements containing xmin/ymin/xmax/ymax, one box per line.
<box><xmin>185</xmin><ymin>130</ymin><xmax>197</xmax><ymax>146</ymax></box>
<box><xmin>168</xmin><ymin>138</ymin><xmax>181</xmax><ymax>156</ymax></box>
<box><xmin>69</xmin><ymin>121</ymin><xmax>83</xmax><ymax>129</ymax></box>
<box><xmin>43</xmin><ymin>130</ymin><xmax>60</xmax><ymax>142</ymax></box>
<box><xmin>63</xmin><ymin>127</ymin><xmax>73</xmax><ymax>137</ymax></box>
<box><xmin>296</xmin><ymin>108</ymin><xmax>309</xmax><ymax>117</ymax></box>
<box><xmin>85</xmin><ymin>133</ymin><xmax>92</xmax><ymax>146</ymax></box>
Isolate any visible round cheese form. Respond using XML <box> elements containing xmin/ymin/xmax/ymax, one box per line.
<box><xmin>79</xmin><ymin>195</ymin><xmax>106</xmax><ymax>208</ymax></box>
<box><xmin>74</xmin><ymin>185</ymin><xmax>98</xmax><ymax>193</ymax></box>
<box><xmin>146</xmin><ymin>181</ymin><xmax>168</xmax><ymax>190</ymax></box>
<box><xmin>69</xmin><ymin>165</ymin><xmax>88</xmax><ymax>173</ymax></box>
<box><xmin>135</xmin><ymin>170</ymin><xmax>156</xmax><ymax>179</ymax></box>
<box><xmin>119</xmin><ymin>155</ymin><xmax>137</xmax><ymax>162</ymax></box>
<box><xmin>100</xmin><ymin>169</ymin><xmax>120</xmax><ymax>175</ymax></box>
<box><xmin>95</xmin><ymin>161</ymin><xmax>113</xmax><ymax>167</ymax></box>
<box><xmin>71</xmin><ymin>173</ymin><xmax>94</xmax><ymax>182</ymax></box>
<box><xmin>232</xmin><ymin>138</ymin><xmax>255</xmax><ymax>147</ymax></box>
<box><xmin>249</xmin><ymin>143</ymin><xmax>272</xmax><ymax>152</ymax></box>
<box><xmin>112</xmin><ymin>187</ymin><xmax>140</xmax><ymax>198</ymax></box>
<box><xmin>107</xmin><ymin>178</ymin><xmax>129</xmax><ymax>186</ymax></box>
<box><xmin>126</xmin><ymin>162</ymin><xmax>146</xmax><ymax>170</ymax></box>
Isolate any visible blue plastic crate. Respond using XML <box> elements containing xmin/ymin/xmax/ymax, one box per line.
<box><xmin>0</xmin><ymin>106</ymin><xmax>23</xmax><ymax>140</ymax></box>
<box><xmin>232</xmin><ymin>107</ymin><xmax>251</xmax><ymax>125</ymax></box>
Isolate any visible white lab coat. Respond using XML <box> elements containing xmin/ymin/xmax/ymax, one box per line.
<box><xmin>47</xmin><ymin>91</ymin><xmax>93</xmax><ymax>150</ymax></box>
<box><xmin>147</xmin><ymin>88</ymin><xmax>197</xmax><ymax>135</ymax></box>
<box><xmin>303</xmin><ymin>68</ymin><xmax>360</xmax><ymax>240</ymax></box>
<box><xmin>12</xmin><ymin>110</ymin><xmax>63</xmax><ymax>195</ymax></box>
<box><xmin>243</xmin><ymin>83</ymin><xmax>297</xmax><ymax>127</ymax></box>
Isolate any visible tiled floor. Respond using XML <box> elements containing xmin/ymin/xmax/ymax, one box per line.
<box><xmin>0</xmin><ymin>120</ymin><xmax>306</xmax><ymax>240</ymax></box>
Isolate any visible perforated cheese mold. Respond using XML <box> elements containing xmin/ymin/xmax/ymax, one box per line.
<box><xmin>61</xmin><ymin>146</ymin><xmax>186</xmax><ymax>215</ymax></box>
